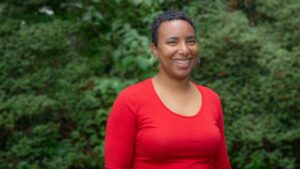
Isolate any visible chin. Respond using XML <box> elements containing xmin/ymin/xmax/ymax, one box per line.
<box><xmin>171</xmin><ymin>71</ymin><xmax>191</xmax><ymax>80</ymax></box>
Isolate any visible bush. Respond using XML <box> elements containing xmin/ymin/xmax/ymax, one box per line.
<box><xmin>0</xmin><ymin>0</ymin><xmax>299</xmax><ymax>168</ymax></box>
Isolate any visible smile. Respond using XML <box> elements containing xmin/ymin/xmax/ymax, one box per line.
<box><xmin>172</xmin><ymin>58</ymin><xmax>192</xmax><ymax>65</ymax></box>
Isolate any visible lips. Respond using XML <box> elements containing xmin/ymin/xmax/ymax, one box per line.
<box><xmin>172</xmin><ymin>58</ymin><xmax>192</xmax><ymax>67</ymax></box>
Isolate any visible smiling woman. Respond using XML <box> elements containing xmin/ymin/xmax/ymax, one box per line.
<box><xmin>104</xmin><ymin>10</ymin><xmax>231</xmax><ymax>169</ymax></box>
<box><xmin>151</xmin><ymin>19</ymin><xmax>198</xmax><ymax>80</ymax></box>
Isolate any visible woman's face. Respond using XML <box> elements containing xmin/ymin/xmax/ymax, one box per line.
<box><xmin>151</xmin><ymin>20</ymin><xmax>198</xmax><ymax>80</ymax></box>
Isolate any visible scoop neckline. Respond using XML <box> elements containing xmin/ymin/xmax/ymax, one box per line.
<box><xmin>149</xmin><ymin>78</ymin><xmax>204</xmax><ymax>118</ymax></box>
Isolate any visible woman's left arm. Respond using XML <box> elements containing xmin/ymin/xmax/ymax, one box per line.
<box><xmin>213</xmin><ymin>99</ymin><xmax>231</xmax><ymax>169</ymax></box>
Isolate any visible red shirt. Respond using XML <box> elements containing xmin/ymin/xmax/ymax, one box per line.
<box><xmin>105</xmin><ymin>78</ymin><xmax>231</xmax><ymax>169</ymax></box>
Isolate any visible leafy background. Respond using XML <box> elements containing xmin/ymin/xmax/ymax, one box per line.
<box><xmin>0</xmin><ymin>0</ymin><xmax>299</xmax><ymax>169</ymax></box>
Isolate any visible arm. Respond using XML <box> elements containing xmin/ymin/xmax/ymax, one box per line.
<box><xmin>213</xmin><ymin>99</ymin><xmax>231</xmax><ymax>169</ymax></box>
<box><xmin>104</xmin><ymin>90</ymin><xmax>137</xmax><ymax>169</ymax></box>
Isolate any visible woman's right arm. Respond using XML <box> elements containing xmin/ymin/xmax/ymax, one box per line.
<box><xmin>104</xmin><ymin>90</ymin><xmax>137</xmax><ymax>169</ymax></box>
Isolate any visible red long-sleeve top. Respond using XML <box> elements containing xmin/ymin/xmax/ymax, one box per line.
<box><xmin>105</xmin><ymin>78</ymin><xmax>231</xmax><ymax>169</ymax></box>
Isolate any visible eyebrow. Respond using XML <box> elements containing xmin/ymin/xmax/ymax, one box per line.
<box><xmin>186</xmin><ymin>36</ymin><xmax>196</xmax><ymax>40</ymax></box>
<box><xmin>166</xmin><ymin>37</ymin><xmax>178</xmax><ymax>41</ymax></box>
<box><xmin>166</xmin><ymin>35</ymin><xmax>196</xmax><ymax>40</ymax></box>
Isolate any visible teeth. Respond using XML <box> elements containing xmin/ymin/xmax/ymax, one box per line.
<box><xmin>173</xmin><ymin>59</ymin><xmax>190</xmax><ymax>65</ymax></box>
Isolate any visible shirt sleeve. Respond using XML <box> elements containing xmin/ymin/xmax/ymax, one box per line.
<box><xmin>213</xmin><ymin>98</ymin><xmax>231</xmax><ymax>169</ymax></box>
<box><xmin>104</xmin><ymin>90</ymin><xmax>137</xmax><ymax>169</ymax></box>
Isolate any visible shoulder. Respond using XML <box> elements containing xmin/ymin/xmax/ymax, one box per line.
<box><xmin>193</xmin><ymin>82</ymin><xmax>223</xmax><ymax>120</ymax></box>
<box><xmin>118</xmin><ymin>78</ymin><xmax>151</xmax><ymax>97</ymax></box>
<box><xmin>110</xmin><ymin>79</ymin><xmax>152</xmax><ymax>117</ymax></box>
<box><xmin>193</xmin><ymin>82</ymin><xmax>225</xmax><ymax>124</ymax></box>
<box><xmin>115</xmin><ymin>78</ymin><xmax>152</xmax><ymax>104</ymax></box>
<box><xmin>193</xmin><ymin>82</ymin><xmax>221</xmax><ymax>102</ymax></box>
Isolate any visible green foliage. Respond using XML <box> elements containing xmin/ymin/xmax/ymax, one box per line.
<box><xmin>0</xmin><ymin>0</ymin><xmax>299</xmax><ymax>169</ymax></box>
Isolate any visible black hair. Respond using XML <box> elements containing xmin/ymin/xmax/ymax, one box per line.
<box><xmin>151</xmin><ymin>10</ymin><xmax>196</xmax><ymax>46</ymax></box>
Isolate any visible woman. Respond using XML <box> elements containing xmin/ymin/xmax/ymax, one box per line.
<box><xmin>105</xmin><ymin>10</ymin><xmax>231</xmax><ymax>169</ymax></box>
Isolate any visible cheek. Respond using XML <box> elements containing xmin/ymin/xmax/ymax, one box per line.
<box><xmin>191</xmin><ymin>47</ymin><xmax>199</xmax><ymax>56</ymax></box>
<box><xmin>159</xmin><ymin>48</ymin><xmax>177</xmax><ymax>59</ymax></box>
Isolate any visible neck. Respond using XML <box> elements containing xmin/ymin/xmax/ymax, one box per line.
<box><xmin>154</xmin><ymin>72</ymin><xmax>191</xmax><ymax>92</ymax></box>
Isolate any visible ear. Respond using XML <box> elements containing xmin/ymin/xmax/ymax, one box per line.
<box><xmin>150</xmin><ymin>43</ymin><xmax>159</xmax><ymax>58</ymax></box>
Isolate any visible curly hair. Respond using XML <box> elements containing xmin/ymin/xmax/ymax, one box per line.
<box><xmin>151</xmin><ymin>10</ymin><xmax>196</xmax><ymax>46</ymax></box>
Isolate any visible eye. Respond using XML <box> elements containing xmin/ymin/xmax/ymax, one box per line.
<box><xmin>187</xmin><ymin>39</ymin><xmax>196</xmax><ymax>45</ymax></box>
<box><xmin>167</xmin><ymin>40</ymin><xmax>177</xmax><ymax>45</ymax></box>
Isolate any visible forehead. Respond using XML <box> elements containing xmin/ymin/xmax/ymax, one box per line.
<box><xmin>158</xmin><ymin>20</ymin><xmax>195</xmax><ymax>38</ymax></box>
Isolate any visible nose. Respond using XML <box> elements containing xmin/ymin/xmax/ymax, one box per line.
<box><xmin>178</xmin><ymin>42</ymin><xmax>189</xmax><ymax>56</ymax></box>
